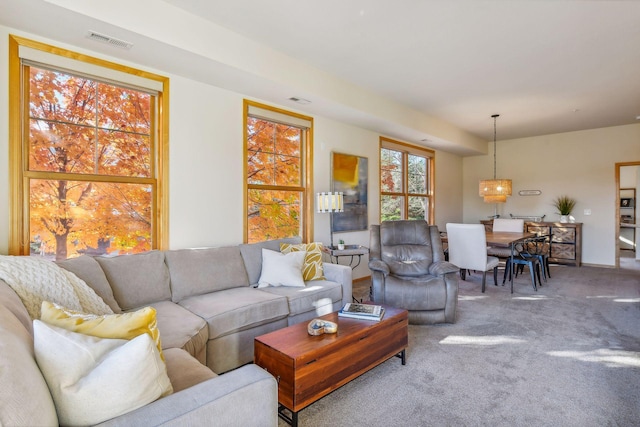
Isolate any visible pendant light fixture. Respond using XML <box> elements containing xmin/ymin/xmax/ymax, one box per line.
<box><xmin>479</xmin><ymin>114</ymin><xmax>512</xmax><ymax>204</ymax></box>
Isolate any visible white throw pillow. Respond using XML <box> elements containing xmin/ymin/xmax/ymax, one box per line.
<box><xmin>257</xmin><ymin>248</ymin><xmax>306</xmax><ymax>288</ymax></box>
<box><xmin>33</xmin><ymin>320</ymin><xmax>172</xmax><ymax>426</ymax></box>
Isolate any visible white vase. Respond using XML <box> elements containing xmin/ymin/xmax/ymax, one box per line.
<box><xmin>560</xmin><ymin>215</ymin><xmax>569</xmax><ymax>223</ymax></box>
<box><xmin>338</xmin><ymin>244</ymin><xmax>345</xmax><ymax>250</ymax></box>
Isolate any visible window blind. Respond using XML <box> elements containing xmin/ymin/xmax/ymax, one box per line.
<box><xmin>247</xmin><ymin>104</ymin><xmax>312</xmax><ymax>129</ymax></box>
<box><xmin>19</xmin><ymin>45</ymin><xmax>163</xmax><ymax>93</ymax></box>
<box><xmin>381</xmin><ymin>137</ymin><xmax>434</xmax><ymax>158</ymax></box>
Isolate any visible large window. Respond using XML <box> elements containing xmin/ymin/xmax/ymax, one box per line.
<box><xmin>380</xmin><ymin>137</ymin><xmax>434</xmax><ymax>223</ymax></box>
<box><xmin>9</xmin><ymin>35</ymin><xmax>169</xmax><ymax>260</ymax></box>
<box><xmin>244</xmin><ymin>100</ymin><xmax>313</xmax><ymax>243</ymax></box>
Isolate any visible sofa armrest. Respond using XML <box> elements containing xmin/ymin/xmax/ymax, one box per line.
<box><xmin>97</xmin><ymin>364</ymin><xmax>277</xmax><ymax>427</ymax></box>
<box><xmin>429</xmin><ymin>261</ymin><xmax>459</xmax><ymax>276</ymax></box>
<box><xmin>323</xmin><ymin>262</ymin><xmax>353</xmax><ymax>308</ymax></box>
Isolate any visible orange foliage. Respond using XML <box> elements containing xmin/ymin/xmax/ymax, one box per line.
<box><xmin>28</xmin><ymin>67</ymin><xmax>153</xmax><ymax>260</ymax></box>
<box><xmin>247</xmin><ymin>118</ymin><xmax>302</xmax><ymax>243</ymax></box>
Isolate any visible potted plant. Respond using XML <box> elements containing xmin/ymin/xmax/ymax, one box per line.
<box><xmin>338</xmin><ymin>239</ymin><xmax>345</xmax><ymax>250</ymax></box>
<box><xmin>552</xmin><ymin>195</ymin><xmax>576</xmax><ymax>223</ymax></box>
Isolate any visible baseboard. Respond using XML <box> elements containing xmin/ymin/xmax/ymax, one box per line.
<box><xmin>581</xmin><ymin>262</ymin><xmax>616</xmax><ymax>269</ymax></box>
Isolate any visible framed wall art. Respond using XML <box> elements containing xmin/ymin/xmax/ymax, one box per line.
<box><xmin>620</xmin><ymin>198</ymin><xmax>634</xmax><ymax>208</ymax></box>
<box><xmin>331</xmin><ymin>152</ymin><xmax>368</xmax><ymax>233</ymax></box>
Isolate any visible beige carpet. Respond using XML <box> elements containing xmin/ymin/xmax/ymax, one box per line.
<box><xmin>279</xmin><ymin>265</ymin><xmax>640</xmax><ymax>426</ymax></box>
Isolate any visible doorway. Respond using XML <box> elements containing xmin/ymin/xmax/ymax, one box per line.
<box><xmin>616</xmin><ymin>162</ymin><xmax>640</xmax><ymax>270</ymax></box>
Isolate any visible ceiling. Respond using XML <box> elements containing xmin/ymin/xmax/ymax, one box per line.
<box><xmin>2</xmin><ymin>0</ymin><xmax>640</xmax><ymax>151</ymax></box>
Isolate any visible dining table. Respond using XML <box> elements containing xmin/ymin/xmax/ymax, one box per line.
<box><xmin>442</xmin><ymin>230</ymin><xmax>536</xmax><ymax>293</ymax></box>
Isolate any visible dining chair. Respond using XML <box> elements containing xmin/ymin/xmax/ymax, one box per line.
<box><xmin>502</xmin><ymin>237</ymin><xmax>543</xmax><ymax>291</ymax></box>
<box><xmin>519</xmin><ymin>234</ymin><xmax>551</xmax><ymax>281</ymax></box>
<box><xmin>446</xmin><ymin>223</ymin><xmax>499</xmax><ymax>293</ymax></box>
<box><xmin>487</xmin><ymin>219</ymin><xmax>525</xmax><ymax>259</ymax></box>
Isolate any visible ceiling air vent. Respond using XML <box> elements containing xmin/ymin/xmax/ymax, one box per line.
<box><xmin>289</xmin><ymin>97</ymin><xmax>311</xmax><ymax>105</ymax></box>
<box><xmin>86</xmin><ymin>31</ymin><xmax>133</xmax><ymax>50</ymax></box>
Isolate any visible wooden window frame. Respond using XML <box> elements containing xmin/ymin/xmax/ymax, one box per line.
<box><xmin>379</xmin><ymin>136</ymin><xmax>435</xmax><ymax>223</ymax></box>
<box><xmin>243</xmin><ymin>100</ymin><xmax>314</xmax><ymax>243</ymax></box>
<box><xmin>8</xmin><ymin>35</ymin><xmax>170</xmax><ymax>256</ymax></box>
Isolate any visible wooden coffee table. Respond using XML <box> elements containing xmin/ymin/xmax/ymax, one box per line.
<box><xmin>254</xmin><ymin>305</ymin><xmax>408</xmax><ymax>426</ymax></box>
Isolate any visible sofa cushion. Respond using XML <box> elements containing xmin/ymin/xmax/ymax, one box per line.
<box><xmin>239</xmin><ymin>237</ymin><xmax>302</xmax><ymax>285</ymax></box>
<box><xmin>96</xmin><ymin>251</ymin><xmax>171</xmax><ymax>310</ymax></box>
<box><xmin>0</xmin><ymin>283</ymin><xmax>58</xmax><ymax>427</ymax></box>
<box><xmin>0</xmin><ymin>279</ymin><xmax>32</xmax><ymax>332</ymax></box>
<box><xmin>163</xmin><ymin>348</ymin><xmax>217</xmax><ymax>393</ymax></box>
<box><xmin>257</xmin><ymin>249</ymin><xmax>306</xmax><ymax>288</ymax></box>
<box><xmin>56</xmin><ymin>255</ymin><xmax>122</xmax><ymax>313</ymax></box>
<box><xmin>33</xmin><ymin>320</ymin><xmax>172</xmax><ymax>426</ymax></box>
<box><xmin>280</xmin><ymin>242</ymin><xmax>326</xmax><ymax>281</ymax></box>
<box><xmin>149</xmin><ymin>300</ymin><xmax>209</xmax><ymax>365</ymax></box>
<box><xmin>165</xmin><ymin>247</ymin><xmax>249</xmax><ymax>302</ymax></box>
<box><xmin>40</xmin><ymin>301</ymin><xmax>164</xmax><ymax>361</ymax></box>
<box><xmin>178</xmin><ymin>287</ymin><xmax>289</xmax><ymax>340</ymax></box>
<box><xmin>259</xmin><ymin>279</ymin><xmax>342</xmax><ymax>316</ymax></box>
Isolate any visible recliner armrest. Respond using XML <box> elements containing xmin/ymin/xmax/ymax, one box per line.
<box><xmin>368</xmin><ymin>259</ymin><xmax>390</xmax><ymax>276</ymax></box>
<box><xmin>429</xmin><ymin>261</ymin><xmax>459</xmax><ymax>276</ymax></box>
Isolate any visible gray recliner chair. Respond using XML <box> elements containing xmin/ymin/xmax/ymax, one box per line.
<box><xmin>368</xmin><ymin>220</ymin><xmax>459</xmax><ymax>324</ymax></box>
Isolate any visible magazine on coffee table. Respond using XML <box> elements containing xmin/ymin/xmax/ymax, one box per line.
<box><xmin>338</xmin><ymin>303</ymin><xmax>385</xmax><ymax>321</ymax></box>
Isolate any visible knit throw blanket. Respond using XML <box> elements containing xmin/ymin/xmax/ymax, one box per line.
<box><xmin>0</xmin><ymin>256</ymin><xmax>113</xmax><ymax>319</ymax></box>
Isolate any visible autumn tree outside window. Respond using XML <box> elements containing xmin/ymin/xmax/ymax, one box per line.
<box><xmin>244</xmin><ymin>100</ymin><xmax>313</xmax><ymax>243</ymax></box>
<box><xmin>380</xmin><ymin>137</ymin><xmax>434</xmax><ymax>223</ymax></box>
<box><xmin>8</xmin><ymin>36</ymin><xmax>169</xmax><ymax>260</ymax></box>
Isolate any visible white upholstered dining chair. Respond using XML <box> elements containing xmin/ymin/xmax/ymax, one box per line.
<box><xmin>446</xmin><ymin>223</ymin><xmax>499</xmax><ymax>293</ymax></box>
<box><xmin>486</xmin><ymin>218</ymin><xmax>525</xmax><ymax>258</ymax></box>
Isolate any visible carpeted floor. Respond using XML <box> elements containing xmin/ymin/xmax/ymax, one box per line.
<box><xmin>279</xmin><ymin>265</ymin><xmax>640</xmax><ymax>426</ymax></box>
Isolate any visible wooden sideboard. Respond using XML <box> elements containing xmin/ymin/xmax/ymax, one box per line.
<box><xmin>481</xmin><ymin>220</ymin><xmax>582</xmax><ymax>267</ymax></box>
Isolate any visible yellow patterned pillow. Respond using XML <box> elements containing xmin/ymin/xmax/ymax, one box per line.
<box><xmin>40</xmin><ymin>301</ymin><xmax>164</xmax><ymax>361</ymax></box>
<box><xmin>280</xmin><ymin>242</ymin><xmax>326</xmax><ymax>281</ymax></box>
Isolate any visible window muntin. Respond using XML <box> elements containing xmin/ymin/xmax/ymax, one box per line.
<box><xmin>247</xmin><ymin>118</ymin><xmax>301</xmax><ymax>187</ymax></box>
<box><xmin>244</xmin><ymin>101</ymin><xmax>312</xmax><ymax>244</ymax></box>
<box><xmin>28</xmin><ymin>67</ymin><xmax>152</xmax><ymax>178</ymax></box>
<box><xmin>9</xmin><ymin>35</ymin><xmax>168</xmax><ymax>260</ymax></box>
<box><xmin>380</xmin><ymin>138</ymin><xmax>434</xmax><ymax>223</ymax></box>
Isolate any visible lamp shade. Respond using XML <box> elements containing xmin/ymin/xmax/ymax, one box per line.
<box><xmin>482</xmin><ymin>194</ymin><xmax>508</xmax><ymax>203</ymax></box>
<box><xmin>316</xmin><ymin>192</ymin><xmax>344</xmax><ymax>213</ymax></box>
<box><xmin>479</xmin><ymin>179</ymin><xmax>512</xmax><ymax>196</ymax></box>
<box><xmin>479</xmin><ymin>114</ymin><xmax>512</xmax><ymax>205</ymax></box>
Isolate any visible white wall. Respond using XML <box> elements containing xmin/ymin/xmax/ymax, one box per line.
<box><xmin>168</xmin><ymin>77</ymin><xmax>245</xmax><ymax>248</ymax></box>
<box><xmin>0</xmin><ymin>25</ymin><xmax>465</xmax><ymax>279</ymax></box>
<box><xmin>9</xmin><ymin>24</ymin><xmax>633</xmax><ymax>271</ymax></box>
<box><xmin>312</xmin><ymin>117</ymin><xmax>379</xmax><ymax>279</ymax></box>
<box><xmin>463</xmin><ymin>124</ymin><xmax>640</xmax><ymax>266</ymax></box>
<box><xmin>308</xmin><ymin>117</ymin><xmax>465</xmax><ymax>278</ymax></box>
<box><xmin>434</xmin><ymin>150</ymin><xmax>464</xmax><ymax>229</ymax></box>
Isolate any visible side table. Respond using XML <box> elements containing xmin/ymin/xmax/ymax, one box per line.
<box><xmin>321</xmin><ymin>245</ymin><xmax>369</xmax><ymax>270</ymax></box>
<box><xmin>322</xmin><ymin>245</ymin><xmax>370</xmax><ymax>303</ymax></box>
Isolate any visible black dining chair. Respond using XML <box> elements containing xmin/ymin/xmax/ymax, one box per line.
<box><xmin>519</xmin><ymin>235</ymin><xmax>551</xmax><ymax>281</ymax></box>
<box><xmin>502</xmin><ymin>237</ymin><xmax>544</xmax><ymax>291</ymax></box>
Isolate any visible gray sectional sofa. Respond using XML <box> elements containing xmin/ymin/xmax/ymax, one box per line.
<box><xmin>0</xmin><ymin>237</ymin><xmax>352</xmax><ymax>426</ymax></box>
